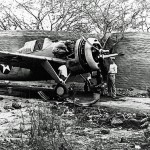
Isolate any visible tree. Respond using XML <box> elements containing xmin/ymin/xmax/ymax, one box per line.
<box><xmin>72</xmin><ymin>0</ymin><xmax>143</xmax><ymax>46</ymax></box>
<box><xmin>14</xmin><ymin>0</ymin><xmax>86</xmax><ymax>32</ymax></box>
<box><xmin>0</xmin><ymin>0</ymin><xmax>86</xmax><ymax>32</ymax></box>
<box><xmin>130</xmin><ymin>0</ymin><xmax>150</xmax><ymax>32</ymax></box>
<box><xmin>0</xmin><ymin>0</ymin><xmax>150</xmax><ymax>35</ymax></box>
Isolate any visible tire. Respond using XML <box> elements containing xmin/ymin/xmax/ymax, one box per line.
<box><xmin>54</xmin><ymin>83</ymin><xmax>68</xmax><ymax>97</ymax></box>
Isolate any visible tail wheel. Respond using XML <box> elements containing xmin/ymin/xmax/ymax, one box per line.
<box><xmin>54</xmin><ymin>83</ymin><xmax>68</xmax><ymax>97</ymax></box>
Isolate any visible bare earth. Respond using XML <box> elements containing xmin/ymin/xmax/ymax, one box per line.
<box><xmin>0</xmin><ymin>86</ymin><xmax>149</xmax><ymax>149</ymax></box>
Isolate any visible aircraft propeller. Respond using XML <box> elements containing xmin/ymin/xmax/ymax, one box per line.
<box><xmin>81</xmin><ymin>36</ymin><xmax>122</xmax><ymax>61</ymax></box>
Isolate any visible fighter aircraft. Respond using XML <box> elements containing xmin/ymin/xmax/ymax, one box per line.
<box><xmin>0</xmin><ymin>36</ymin><xmax>118</xmax><ymax>102</ymax></box>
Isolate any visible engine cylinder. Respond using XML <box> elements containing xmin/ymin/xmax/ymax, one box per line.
<box><xmin>67</xmin><ymin>38</ymin><xmax>101</xmax><ymax>74</ymax></box>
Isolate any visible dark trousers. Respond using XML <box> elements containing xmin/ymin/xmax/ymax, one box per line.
<box><xmin>107</xmin><ymin>74</ymin><xmax>116</xmax><ymax>97</ymax></box>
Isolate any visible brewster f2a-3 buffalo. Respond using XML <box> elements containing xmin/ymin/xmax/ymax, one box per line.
<box><xmin>0</xmin><ymin>36</ymin><xmax>118</xmax><ymax>106</ymax></box>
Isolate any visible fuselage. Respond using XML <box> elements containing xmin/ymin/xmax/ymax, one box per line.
<box><xmin>0</xmin><ymin>37</ymin><xmax>103</xmax><ymax>81</ymax></box>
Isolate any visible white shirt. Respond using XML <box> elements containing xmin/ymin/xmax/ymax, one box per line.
<box><xmin>58</xmin><ymin>65</ymin><xmax>68</xmax><ymax>78</ymax></box>
<box><xmin>108</xmin><ymin>63</ymin><xmax>117</xmax><ymax>74</ymax></box>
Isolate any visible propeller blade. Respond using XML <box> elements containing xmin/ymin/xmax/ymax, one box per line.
<box><xmin>81</xmin><ymin>36</ymin><xmax>100</xmax><ymax>51</ymax></box>
<box><xmin>102</xmin><ymin>53</ymin><xmax>118</xmax><ymax>58</ymax></box>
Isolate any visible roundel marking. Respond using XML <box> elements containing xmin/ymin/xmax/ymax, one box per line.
<box><xmin>0</xmin><ymin>64</ymin><xmax>12</xmax><ymax>74</ymax></box>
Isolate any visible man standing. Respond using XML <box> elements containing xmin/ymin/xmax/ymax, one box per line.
<box><xmin>95</xmin><ymin>69</ymin><xmax>103</xmax><ymax>85</ymax></box>
<box><xmin>107</xmin><ymin>57</ymin><xmax>117</xmax><ymax>98</ymax></box>
<box><xmin>84</xmin><ymin>72</ymin><xmax>92</xmax><ymax>92</ymax></box>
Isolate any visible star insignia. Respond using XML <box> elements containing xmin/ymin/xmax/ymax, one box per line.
<box><xmin>0</xmin><ymin>64</ymin><xmax>11</xmax><ymax>74</ymax></box>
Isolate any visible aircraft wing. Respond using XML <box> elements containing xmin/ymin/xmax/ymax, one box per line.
<box><xmin>0</xmin><ymin>51</ymin><xmax>67</xmax><ymax>83</ymax></box>
<box><xmin>0</xmin><ymin>51</ymin><xmax>66</xmax><ymax>68</ymax></box>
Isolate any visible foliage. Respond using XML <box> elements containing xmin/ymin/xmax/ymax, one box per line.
<box><xmin>0</xmin><ymin>0</ymin><xmax>150</xmax><ymax>35</ymax></box>
<box><xmin>0</xmin><ymin>100</ymin><xmax>150</xmax><ymax>149</ymax></box>
<box><xmin>25</xmin><ymin>103</ymin><xmax>72</xmax><ymax>150</ymax></box>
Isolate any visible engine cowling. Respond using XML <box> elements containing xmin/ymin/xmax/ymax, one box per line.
<box><xmin>67</xmin><ymin>38</ymin><xmax>101</xmax><ymax>74</ymax></box>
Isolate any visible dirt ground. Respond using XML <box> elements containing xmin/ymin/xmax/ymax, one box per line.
<box><xmin>0</xmin><ymin>84</ymin><xmax>149</xmax><ymax>149</ymax></box>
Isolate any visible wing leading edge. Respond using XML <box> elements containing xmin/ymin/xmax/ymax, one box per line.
<box><xmin>0</xmin><ymin>51</ymin><xmax>66</xmax><ymax>68</ymax></box>
<box><xmin>0</xmin><ymin>51</ymin><xmax>66</xmax><ymax>83</ymax></box>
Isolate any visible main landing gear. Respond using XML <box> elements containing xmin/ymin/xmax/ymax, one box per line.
<box><xmin>38</xmin><ymin>83</ymin><xmax>68</xmax><ymax>101</ymax></box>
<box><xmin>54</xmin><ymin>83</ymin><xmax>68</xmax><ymax>98</ymax></box>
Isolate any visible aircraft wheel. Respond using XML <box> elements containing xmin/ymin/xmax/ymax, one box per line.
<box><xmin>54</xmin><ymin>83</ymin><xmax>68</xmax><ymax>97</ymax></box>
